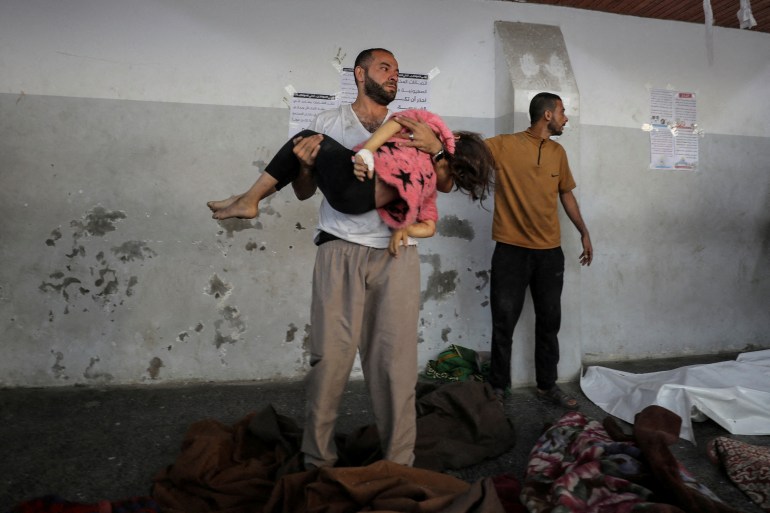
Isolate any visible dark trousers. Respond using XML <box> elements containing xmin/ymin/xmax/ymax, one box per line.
<box><xmin>489</xmin><ymin>243</ymin><xmax>565</xmax><ymax>391</ymax></box>
<box><xmin>266</xmin><ymin>129</ymin><xmax>375</xmax><ymax>214</ymax></box>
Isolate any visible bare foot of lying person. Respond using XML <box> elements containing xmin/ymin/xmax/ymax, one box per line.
<box><xmin>207</xmin><ymin>194</ymin><xmax>259</xmax><ymax>220</ymax></box>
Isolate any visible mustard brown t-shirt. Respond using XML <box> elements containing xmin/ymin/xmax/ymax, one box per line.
<box><xmin>486</xmin><ymin>130</ymin><xmax>576</xmax><ymax>249</ymax></box>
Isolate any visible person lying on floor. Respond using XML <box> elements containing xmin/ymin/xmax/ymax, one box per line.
<box><xmin>207</xmin><ymin>108</ymin><xmax>493</xmax><ymax>254</ymax></box>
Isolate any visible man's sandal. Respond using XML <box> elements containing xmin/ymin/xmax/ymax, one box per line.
<box><xmin>537</xmin><ymin>385</ymin><xmax>580</xmax><ymax>410</ymax></box>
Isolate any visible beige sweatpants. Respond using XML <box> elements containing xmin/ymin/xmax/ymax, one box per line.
<box><xmin>302</xmin><ymin>239</ymin><xmax>420</xmax><ymax>468</ymax></box>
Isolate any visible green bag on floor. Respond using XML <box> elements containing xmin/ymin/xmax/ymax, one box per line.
<box><xmin>423</xmin><ymin>344</ymin><xmax>490</xmax><ymax>382</ymax></box>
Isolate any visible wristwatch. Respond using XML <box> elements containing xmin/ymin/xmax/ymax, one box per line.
<box><xmin>431</xmin><ymin>147</ymin><xmax>446</xmax><ymax>163</ymax></box>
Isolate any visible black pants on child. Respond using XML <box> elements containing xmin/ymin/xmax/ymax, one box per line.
<box><xmin>266</xmin><ymin>129</ymin><xmax>376</xmax><ymax>215</ymax></box>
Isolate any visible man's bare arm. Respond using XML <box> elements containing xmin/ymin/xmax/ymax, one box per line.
<box><xmin>560</xmin><ymin>190</ymin><xmax>593</xmax><ymax>266</ymax></box>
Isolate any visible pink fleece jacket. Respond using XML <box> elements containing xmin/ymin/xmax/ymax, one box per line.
<box><xmin>353</xmin><ymin>109</ymin><xmax>455</xmax><ymax>229</ymax></box>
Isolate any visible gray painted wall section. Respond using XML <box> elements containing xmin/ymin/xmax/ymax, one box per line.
<box><xmin>2</xmin><ymin>92</ymin><xmax>768</xmax><ymax>387</ymax></box>
<box><xmin>0</xmin><ymin>93</ymin><xmax>497</xmax><ymax>386</ymax></box>
<box><xmin>580</xmin><ymin>125</ymin><xmax>770</xmax><ymax>361</ymax></box>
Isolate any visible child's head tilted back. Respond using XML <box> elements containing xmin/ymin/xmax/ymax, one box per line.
<box><xmin>447</xmin><ymin>131</ymin><xmax>494</xmax><ymax>203</ymax></box>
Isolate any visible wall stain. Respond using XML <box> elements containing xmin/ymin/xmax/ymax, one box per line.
<box><xmin>178</xmin><ymin>332</ymin><xmax>189</xmax><ymax>342</ymax></box>
<box><xmin>420</xmin><ymin>254</ymin><xmax>458</xmax><ymax>304</ymax></box>
<box><xmin>286</xmin><ymin>323</ymin><xmax>298</xmax><ymax>342</ymax></box>
<box><xmin>94</xmin><ymin>267</ymin><xmax>119</xmax><ymax>297</ymax></box>
<box><xmin>147</xmin><ymin>357</ymin><xmax>164</xmax><ymax>379</ymax></box>
<box><xmin>207</xmin><ymin>274</ymin><xmax>232</xmax><ymax>299</ymax></box>
<box><xmin>51</xmin><ymin>350</ymin><xmax>67</xmax><ymax>380</ymax></box>
<box><xmin>112</xmin><ymin>240</ymin><xmax>157</xmax><ymax>262</ymax></box>
<box><xmin>71</xmin><ymin>205</ymin><xmax>126</xmax><ymax>239</ymax></box>
<box><xmin>441</xmin><ymin>327</ymin><xmax>452</xmax><ymax>342</ymax></box>
<box><xmin>40</xmin><ymin>206</ymin><xmax>151</xmax><ymax>315</ymax></box>
<box><xmin>295</xmin><ymin>222</ymin><xmax>306</xmax><ymax>230</ymax></box>
<box><xmin>213</xmin><ymin>305</ymin><xmax>246</xmax><ymax>348</ymax></box>
<box><xmin>436</xmin><ymin>215</ymin><xmax>475</xmax><ymax>240</ymax></box>
<box><xmin>217</xmin><ymin>219</ymin><xmax>261</xmax><ymax>238</ymax></box>
<box><xmin>297</xmin><ymin>324</ymin><xmax>313</xmax><ymax>370</ymax></box>
<box><xmin>39</xmin><ymin>274</ymin><xmax>83</xmax><ymax>301</ymax></box>
<box><xmin>245</xmin><ymin>241</ymin><xmax>258</xmax><ymax>251</ymax></box>
<box><xmin>83</xmin><ymin>356</ymin><xmax>114</xmax><ymax>382</ymax></box>
<box><xmin>474</xmin><ymin>270</ymin><xmax>490</xmax><ymax>291</ymax></box>
<box><xmin>126</xmin><ymin>276</ymin><xmax>139</xmax><ymax>296</ymax></box>
<box><xmin>45</xmin><ymin>228</ymin><xmax>62</xmax><ymax>247</ymax></box>
<box><xmin>194</xmin><ymin>322</ymin><xmax>204</xmax><ymax>332</ymax></box>
<box><xmin>65</xmin><ymin>246</ymin><xmax>86</xmax><ymax>258</ymax></box>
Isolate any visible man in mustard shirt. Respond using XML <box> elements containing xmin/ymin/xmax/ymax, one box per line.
<box><xmin>485</xmin><ymin>92</ymin><xmax>593</xmax><ymax>409</ymax></box>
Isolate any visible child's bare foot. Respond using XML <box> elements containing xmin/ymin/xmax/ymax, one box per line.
<box><xmin>210</xmin><ymin>195</ymin><xmax>259</xmax><ymax>220</ymax></box>
<box><xmin>207</xmin><ymin>194</ymin><xmax>242</xmax><ymax>213</ymax></box>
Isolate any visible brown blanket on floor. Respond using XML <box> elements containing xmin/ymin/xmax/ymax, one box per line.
<box><xmin>152</xmin><ymin>381</ymin><xmax>513</xmax><ymax>513</ymax></box>
<box><xmin>607</xmin><ymin>405</ymin><xmax>745</xmax><ymax>513</ymax></box>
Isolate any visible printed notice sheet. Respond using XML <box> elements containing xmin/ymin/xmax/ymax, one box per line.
<box><xmin>649</xmin><ymin>89</ymin><xmax>698</xmax><ymax>170</ymax></box>
<box><xmin>288</xmin><ymin>93</ymin><xmax>338</xmax><ymax>139</ymax></box>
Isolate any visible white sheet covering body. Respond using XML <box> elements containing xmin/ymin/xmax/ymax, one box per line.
<box><xmin>580</xmin><ymin>350</ymin><xmax>770</xmax><ymax>442</ymax></box>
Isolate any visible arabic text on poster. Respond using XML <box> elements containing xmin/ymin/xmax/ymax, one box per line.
<box><xmin>649</xmin><ymin>89</ymin><xmax>698</xmax><ymax>171</ymax></box>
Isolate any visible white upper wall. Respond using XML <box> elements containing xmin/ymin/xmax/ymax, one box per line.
<box><xmin>1</xmin><ymin>0</ymin><xmax>768</xmax><ymax>136</ymax></box>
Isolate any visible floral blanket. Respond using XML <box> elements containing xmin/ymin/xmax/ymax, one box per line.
<box><xmin>521</xmin><ymin>406</ymin><xmax>743</xmax><ymax>513</ymax></box>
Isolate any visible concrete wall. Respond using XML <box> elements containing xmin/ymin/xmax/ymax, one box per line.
<box><xmin>1</xmin><ymin>0</ymin><xmax>768</xmax><ymax>387</ymax></box>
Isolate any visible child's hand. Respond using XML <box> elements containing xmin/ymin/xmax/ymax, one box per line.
<box><xmin>388</xmin><ymin>228</ymin><xmax>409</xmax><ymax>257</ymax></box>
<box><xmin>354</xmin><ymin>149</ymin><xmax>375</xmax><ymax>181</ymax></box>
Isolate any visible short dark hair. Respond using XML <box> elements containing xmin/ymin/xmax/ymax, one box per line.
<box><xmin>447</xmin><ymin>131</ymin><xmax>494</xmax><ymax>204</ymax></box>
<box><xmin>354</xmin><ymin>48</ymin><xmax>394</xmax><ymax>71</ymax></box>
<box><xmin>529</xmin><ymin>92</ymin><xmax>562</xmax><ymax>123</ymax></box>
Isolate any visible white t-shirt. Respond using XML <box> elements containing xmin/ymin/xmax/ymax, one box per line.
<box><xmin>309</xmin><ymin>104</ymin><xmax>415</xmax><ymax>249</ymax></box>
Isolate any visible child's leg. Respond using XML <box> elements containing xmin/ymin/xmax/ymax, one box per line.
<box><xmin>373</xmin><ymin>178</ymin><xmax>399</xmax><ymax>207</ymax></box>
<box><xmin>315</xmin><ymin>144</ymin><xmax>400</xmax><ymax>214</ymax></box>
<box><xmin>207</xmin><ymin>130</ymin><xmax>320</xmax><ymax>220</ymax></box>
<box><xmin>207</xmin><ymin>173</ymin><xmax>279</xmax><ymax>220</ymax></box>
<box><xmin>313</xmin><ymin>139</ymin><xmax>383</xmax><ymax>215</ymax></box>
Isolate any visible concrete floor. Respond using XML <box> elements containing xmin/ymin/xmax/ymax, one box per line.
<box><xmin>1</xmin><ymin>354</ymin><xmax>767</xmax><ymax>512</ymax></box>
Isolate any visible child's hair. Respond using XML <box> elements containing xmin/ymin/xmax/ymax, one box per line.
<box><xmin>447</xmin><ymin>131</ymin><xmax>494</xmax><ymax>203</ymax></box>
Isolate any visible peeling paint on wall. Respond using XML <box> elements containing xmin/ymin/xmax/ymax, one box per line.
<box><xmin>83</xmin><ymin>356</ymin><xmax>113</xmax><ymax>382</ymax></box>
<box><xmin>474</xmin><ymin>270</ymin><xmax>490</xmax><ymax>291</ymax></box>
<box><xmin>297</xmin><ymin>323</ymin><xmax>312</xmax><ymax>370</ymax></box>
<box><xmin>285</xmin><ymin>323</ymin><xmax>298</xmax><ymax>342</ymax></box>
<box><xmin>112</xmin><ymin>240</ymin><xmax>157</xmax><ymax>262</ymax></box>
<box><xmin>51</xmin><ymin>350</ymin><xmax>67</xmax><ymax>380</ymax></box>
<box><xmin>213</xmin><ymin>304</ymin><xmax>246</xmax><ymax>348</ymax></box>
<box><xmin>216</xmin><ymin>219</ymin><xmax>261</xmax><ymax>239</ymax></box>
<box><xmin>71</xmin><ymin>205</ymin><xmax>126</xmax><ymax>238</ymax></box>
<box><xmin>38</xmin><ymin>206</ymin><xmax>153</xmax><ymax>317</ymax></box>
<box><xmin>206</xmin><ymin>274</ymin><xmax>232</xmax><ymax>300</ymax></box>
<box><xmin>45</xmin><ymin>228</ymin><xmax>62</xmax><ymax>247</ymax></box>
<box><xmin>420</xmin><ymin>254</ymin><xmax>458</xmax><ymax>304</ymax></box>
<box><xmin>437</xmin><ymin>215</ymin><xmax>475</xmax><ymax>240</ymax></box>
<box><xmin>147</xmin><ymin>357</ymin><xmax>163</xmax><ymax>379</ymax></box>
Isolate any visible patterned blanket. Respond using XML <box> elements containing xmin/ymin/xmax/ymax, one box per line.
<box><xmin>521</xmin><ymin>406</ymin><xmax>743</xmax><ymax>513</ymax></box>
<box><xmin>709</xmin><ymin>437</ymin><xmax>770</xmax><ymax>512</ymax></box>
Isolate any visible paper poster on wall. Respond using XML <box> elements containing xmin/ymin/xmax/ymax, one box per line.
<box><xmin>339</xmin><ymin>68</ymin><xmax>430</xmax><ymax>111</ymax></box>
<box><xmin>288</xmin><ymin>93</ymin><xmax>339</xmax><ymax>138</ymax></box>
<box><xmin>648</xmin><ymin>89</ymin><xmax>698</xmax><ymax>170</ymax></box>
